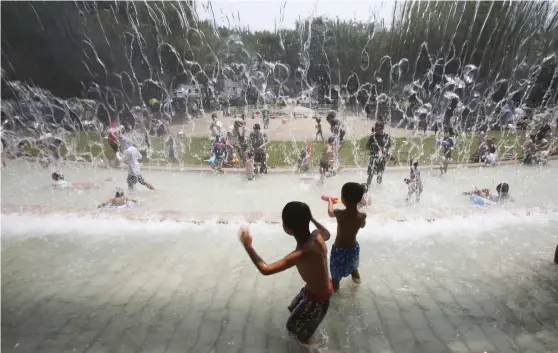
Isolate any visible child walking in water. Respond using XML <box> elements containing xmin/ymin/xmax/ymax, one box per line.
<box><xmin>121</xmin><ymin>140</ymin><xmax>155</xmax><ymax>192</ymax></box>
<box><xmin>405</xmin><ymin>158</ymin><xmax>423</xmax><ymax>202</ymax></box>
<box><xmin>239</xmin><ymin>202</ymin><xmax>332</xmax><ymax>344</ymax></box>
<box><xmin>327</xmin><ymin>182</ymin><xmax>367</xmax><ymax>291</ymax></box>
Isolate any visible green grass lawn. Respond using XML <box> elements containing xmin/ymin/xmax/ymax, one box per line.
<box><xmin>25</xmin><ymin>130</ymin><xmax>530</xmax><ymax>168</ymax></box>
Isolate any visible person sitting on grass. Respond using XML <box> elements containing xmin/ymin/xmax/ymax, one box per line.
<box><xmin>481</xmin><ymin>138</ymin><xmax>497</xmax><ymax>165</ymax></box>
<box><xmin>210</xmin><ymin>137</ymin><xmax>228</xmax><ymax>173</ymax></box>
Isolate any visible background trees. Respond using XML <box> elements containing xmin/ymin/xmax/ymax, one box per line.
<box><xmin>2</xmin><ymin>1</ymin><xmax>557</xmax><ymax>110</ymax></box>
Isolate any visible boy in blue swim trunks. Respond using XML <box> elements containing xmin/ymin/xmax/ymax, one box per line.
<box><xmin>327</xmin><ymin>182</ymin><xmax>367</xmax><ymax>291</ymax></box>
<box><xmin>239</xmin><ymin>202</ymin><xmax>332</xmax><ymax>344</ymax></box>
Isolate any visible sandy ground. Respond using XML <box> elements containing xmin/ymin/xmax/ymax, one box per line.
<box><xmin>169</xmin><ymin>109</ymin><xmax>428</xmax><ymax>141</ymax></box>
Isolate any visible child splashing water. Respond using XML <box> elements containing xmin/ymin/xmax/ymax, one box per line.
<box><xmin>239</xmin><ymin>202</ymin><xmax>332</xmax><ymax>344</ymax></box>
<box><xmin>404</xmin><ymin>158</ymin><xmax>423</xmax><ymax>203</ymax></box>
<box><xmin>327</xmin><ymin>182</ymin><xmax>367</xmax><ymax>291</ymax></box>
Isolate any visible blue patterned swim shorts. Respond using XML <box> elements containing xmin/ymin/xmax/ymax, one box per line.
<box><xmin>330</xmin><ymin>243</ymin><xmax>360</xmax><ymax>283</ymax></box>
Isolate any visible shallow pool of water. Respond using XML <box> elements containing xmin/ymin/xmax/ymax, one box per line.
<box><xmin>2</xmin><ymin>160</ymin><xmax>558</xmax><ymax>220</ymax></box>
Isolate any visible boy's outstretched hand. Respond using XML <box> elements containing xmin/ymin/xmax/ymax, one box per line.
<box><xmin>239</xmin><ymin>226</ymin><xmax>253</xmax><ymax>248</ymax></box>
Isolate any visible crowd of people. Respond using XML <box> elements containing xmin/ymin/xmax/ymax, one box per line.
<box><xmin>9</xmin><ymin>106</ymin><xmax>551</xmax><ymax>346</ymax></box>
<box><xmin>237</xmin><ymin>175</ymin><xmax>513</xmax><ymax>346</ymax></box>
<box><xmin>237</xmin><ymin>118</ymin><xmax>530</xmax><ymax>345</ymax></box>
<box><xmin>49</xmin><ymin>136</ymin><xmax>155</xmax><ymax>208</ymax></box>
<box><xmin>209</xmin><ymin>113</ymin><xmax>268</xmax><ymax>179</ymax></box>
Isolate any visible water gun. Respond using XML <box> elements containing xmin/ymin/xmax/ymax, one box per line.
<box><xmin>321</xmin><ymin>195</ymin><xmax>341</xmax><ymax>204</ymax></box>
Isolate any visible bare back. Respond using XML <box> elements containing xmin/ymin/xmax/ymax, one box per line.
<box><xmin>333</xmin><ymin>209</ymin><xmax>366</xmax><ymax>248</ymax></box>
<box><xmin>295</xmin><ymin>231</ymin><xmax>330</xmax><ymax>297</ymax></box>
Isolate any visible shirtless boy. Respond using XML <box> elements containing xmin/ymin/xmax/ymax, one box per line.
<box><xmin>239</xmin><ymin>201</ymin><xmax>333</xmax><ymax>344</ymax></box>
<box><xmin>328</xmin><ymin>182</ymin><xmax>367</xmax><ymax>291</ymax></box>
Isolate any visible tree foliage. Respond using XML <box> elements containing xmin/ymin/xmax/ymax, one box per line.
<box><xmin>2</xmin><ymin>0</ymin><xmax>557</xmax><ymax>112</ymax></box>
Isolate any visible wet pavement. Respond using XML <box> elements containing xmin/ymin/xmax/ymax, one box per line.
<box><xmin>1</xmin><ymin>217</ymin><xmax>558</xmax><ymax>353</ymax></box>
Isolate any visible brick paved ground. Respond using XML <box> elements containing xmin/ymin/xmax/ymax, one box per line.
<box><xmin>2</xmin><ymin>217</ymin><xmax>558</xmax><ymax>353</ymax></box>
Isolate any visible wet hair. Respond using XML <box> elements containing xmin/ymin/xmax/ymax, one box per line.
<box><xmin>496</xmin><ymin>183</ymin><xmax>509</xmax><ymax>194</ymax></box>
<box><xmin>375</xmin><ymin>120</ymin><xmax>384</xmax><ymax>130</ymax></box>
<box><xmin>211</xmin><ymin>113</ymin><xmax>217</xmax><ymax>119</ymax></box>
<box><xmin>254</xmin><ymin>123</ymin><xmax>261</xmax><ymax>130</ymax></box>
<box><xmin>282</xmin><ymin>201</ymin><xmax>312</xmax><ymax>234</ymax></box>
<box><xmin>114</xmin><ymin>187</ymin><xmax>124</xmax><ymax>198</ymax></box>
<box><xmin>327</xmin><ymin>136</ymin><xmax>336</xmax><ymax>144</ymax></box>
<box><xmin>409</xmin><ymin>157</ymin><xmax>419</xmax><ymax>167</ymax></box>
<box><xmin>51</xmin><ymin>172</ymin><xmax>63</xmax><ymax>181</ymax></box>
<box><xmin>326</xmin><ymin>111</ymin><xmax>336</xmax><ymax>120</ymax></box>
<box><xmin>341</xmin><ymin>182</ymin><xmax>365</xmax><ymax>205</ymax></box>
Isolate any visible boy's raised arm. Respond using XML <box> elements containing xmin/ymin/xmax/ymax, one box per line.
<box><xmin>327</xmin><ymin>199</ymin><xmax>336</xmax><ymax>218</ymax></box>
<box><xmin>311</xmin><ymin>216</ymin><xmax>331</xmax><ymax>241</ymax></box>
<box><xmin>240</xmin><ymin>227</ymin><xmax>302</xmax><ymax>276</ymax></box>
